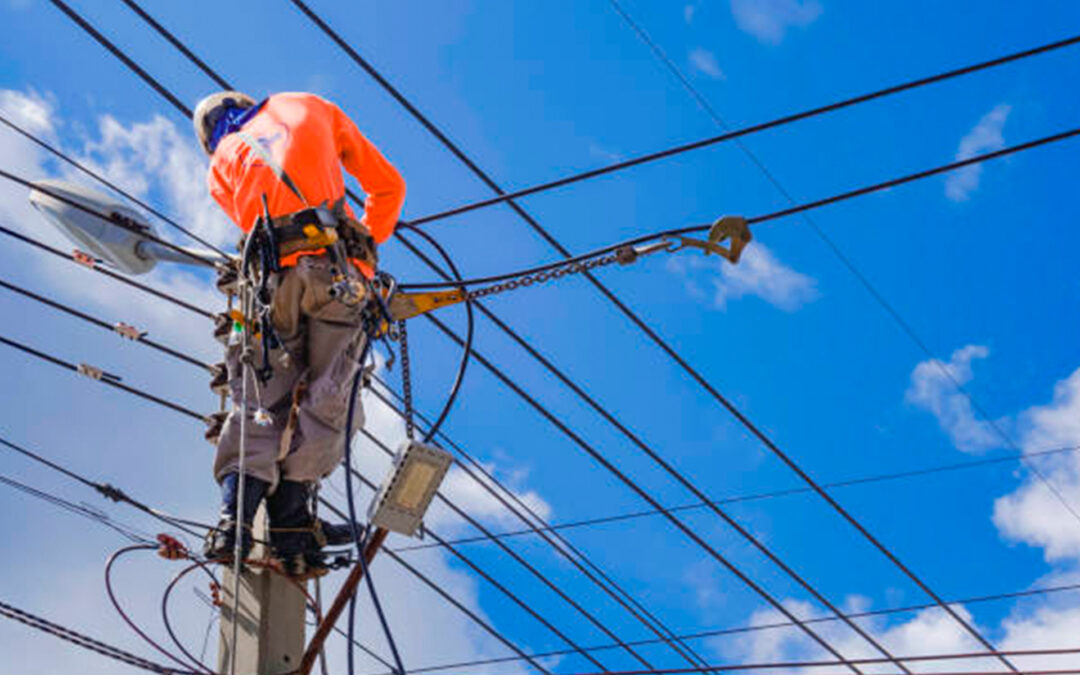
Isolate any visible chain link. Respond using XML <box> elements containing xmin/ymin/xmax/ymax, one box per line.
<box><xmin>463</xmin><ymin>250</ymin><xmax>627</xmax><ymax>301</ymax></box>
<box><xmin>397</xmin><ymin>319</ymin><xmax>415</xmax><ymax>441</ymax></box>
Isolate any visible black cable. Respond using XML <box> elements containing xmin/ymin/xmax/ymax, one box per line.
<box><xmin>358</xmin><ymin>419</ymin><xmax>656</xmax><ymax>670</ymax></box>
<box><xmin>606</xmin><ymin>0</ymin><xmax>1080</xmax><ymax>532</ymax></box>
<box><xmin>62</xmin><ymin>8</ymin><xmax>781</xmax><ymax>667</ymax></box>
<box><xmin>160</xmin><ymin>559</ymin><xmax>220</xmax><ymax>675</ymax></box>
<box><xmin>0</xmin><ymin>333</ymin><xmax>205</xmax><ymax>421</ymax></box>
<box><xmin>397</xmin><ymin>443</ymin><xmax>1080</xmax><ymax>552</ymax></box>
<box><xmin>397</xmin><ymin>122</ymin><xmax>1080</xmax><ymax>292</ymax></box>
<box><xmin>0</xmin><ymin>471</ymin><xmax>153</xmax><ymax>544</ymax></box>
<box><xmin>402</xmin><ymin>32</ymin><xmax>1080</xmax><ymax>226</ymax></box>
<box><xmin>344</xmin><ymin>362</ymin><xmax>406</xmax><ymax>675</ymax></box>
<box><xmin>0</xmin><ymin>223</ymin><xmax>216</xmax><ymax>319</ymax></box>
<box><xmin>269</xmin><ymin>17</ymin><xmax>1054</xmax><ymax>661</ymax></box>
<box><xmin>50</xmin><ymin>5</ymin><xmax>1028</xmax><ymax>673</ymax></box>
<box><xmin>105</xmin><ymin>544</ymin><xmax>202</xmax><ymax>672</ymax></box>
<box><xmin>395</xmin><ymin>227</ymin><xmax>473</xmax><ymax>444</ymax></box>
<box><xmin>363</xmin><ymin>378</ymin><xmax>714</xmax><ymax>669</ymax></box>
<box><xmin>0</xmin><ymin>110</ymin><xmax>228</xmax><ymax>257</ymax></box>
<box><xmin>347</xmin><ymin>446</ymin><xmax>614</xmax><ymax>672</ymax></box>
<box><xmin>0</xmin><ymin>598</ymin><xmax>187</xmax><ymax>674</ymax></box>
<box><xmin>0</xmin><ymin>278</ymin><xmax>213</xmax><ymax>371</ymax></box>
<box><xmin>317</xmin><ymin>497</ymin><xmax>551</xmax><ymax>675</ymax></box>
<box><xmin>362</xmin><ymin>580</ymin><xmax>1080</xmax><ymax>675</ymax></box>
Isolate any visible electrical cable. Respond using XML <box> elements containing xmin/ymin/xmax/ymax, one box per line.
<box><xmin>363</xmin><ymin>378</ymin><xmax>712</xmax><ymax>669</ymax></box>
<box><xmin>50</xmin><ymin>11</ymin><xmax>844</xmax><ymax>672</ymax></box>
<box><xmin>0</xmin><ymin>598</ymin><xmax>188</xmax><ymax>674</ymax></box>
<box><xmin>0</xmin><ymin>471</ymin><xmax>154</xmax><ymax>544</ymax></box>
<box><xmin>105</xmin><ymin>544</ymin><xmax>204</xmax><ymax>673</ymax></box>
<box><xmin>343</xmin><ymin>362</ymin><xmax>406</xmax><ymax>675</ymax></box>
<box><xmin>397</xmin><ymin>443</ymin><xmax>1080</xmax><ymax>552</ymax></box>
<box><xmin>159</xmin><ymin>560</ymin><xmax>219</xmax><ymax>675</ymax></box>
<box><xmin>357</xmin><ymin>580</ymin><xmax>1080</xmax><ymax>675</ymax></box>
<box><xmin>606</xmin><ymin>0</ymin><xmax>1080</xmax><ymax>533</ymax></box>
<box><xmin>531</xmin><ymin>646</ymin><xmax>1080</xmax><ymax>675</ymax></box>
<box><xmin>0</xmin><ymin>277</ymin><xmax>213</xmax><ymax>371</ymax></box>
<box><xmin>0</xmin><ymin>222</ymin><xmax>216</xmax><ymax>319</ymax></box>
<box><xmin>400</xmin><ymin>32</ymin><xmax>1080</xmax><ymax>226</ymax></box>
<box><xmin>0</xmin><ymin>110</ymin><xmax>229</xmax><ymax>257</ymax></box>
<box><xmin>397</xmin><ymin>122</ymin><xmax>1080</xmax><ymax>292</ymax></box>
<box><xmin>42</xmin><ymin>5</ymin><xmax>1062</xmax><ymax>673</ymax></box>
<box><xmin>318</xmin><ymin>496</ymin><xmax>551</xmax><ymax>675</ymax></box>
<box><xmin>357</xmin><ymin>409</ymin><xmax>657</xmax><ymax>671</ymax></box>
<box><xmin>1</xmin><ymin>435</ymin><xmax>215</xmax><ymax>541</ymax></box>
<box><xmin>345</xmin><ymin>448</ymin><xmax>614</xmax><ymax>672</ymax></box>
<box><xmin>0</xmin><ymin>333</ymin><xmax>204</xmax><ymax>421</ymax></box>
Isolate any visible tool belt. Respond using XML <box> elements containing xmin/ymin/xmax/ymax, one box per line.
<box><xmin>266</xmin><ymin>200</ymin><xmax>378</xmax><ymax>268</ymax></box>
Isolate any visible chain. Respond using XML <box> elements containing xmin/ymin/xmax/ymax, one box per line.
<box><xmin>397</xmin><ymin>319</ymin><xmax>415</xmax><ymax>441</ymax></box>
<box><xmin>464</xmin><ymin>249</ymin><xmax>629</xmax><ymax>301</ymax></box>
<box><xmin>0</xmin><ymin>600</ymin><xmax>178</xmax><ymax>673</ymax></box>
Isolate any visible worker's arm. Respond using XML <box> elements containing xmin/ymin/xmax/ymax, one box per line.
<box><xmin>208</xmin><ymin>160</ymin><xmax>241</xmax><ymax>227</ymax></box>
<box><xmin>330</xmin><ymin>102</ymin><xmax>406</xmax><ymax>244</ymax></box>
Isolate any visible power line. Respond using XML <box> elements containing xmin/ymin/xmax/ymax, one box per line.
<box><xmin>0</xmin><ymin>471</ymin><xmax>153</xmax><ymax>544</ymax></box>
<box><xmin>0</xmin><ymin>333</ymin><xmax>205</xmax><ymax>421</ymax></box>
<box><xmin>318</xmin><ymin>498</ymin><xmax>552</xmax><ymax>675</ymax></box>
<box><xmin>395</xmin><ymin>443</ymin><xmax>1080</xmax><ymax>552</ymax></box>
<box><xmin>398</xmin><ymin>122</ymin><xmax>1080</xmax><ymax>293</ymax></box>
<box><xmin>364</xmin><ymin>377</ymin><xmax>714</xmax><ymax>670</ymax></box>
<box><xmin>360</xmin><ymin>581</ymin><xmax>1080</xmax><ymax>675</ymax></box>
<box><xmin>0</xmin><ymin>436</ymin><xmax>213</xmax><ymax>539</ymax></box>
<box><xmin>65</xmin><ymin>4</ymin><xmax>733</xmax><ymax>671</ymax></box>
<box><xmin>0</xmin><ymin>598</ymin><xmax>190</xmax><ymax>674</ymax></box>
<box><xmin>275</xmin><ymin>7</ymin><xmax>1034</xmax><ymax>667</ymax></box>
<box><xmin>0</xmin><ymin>277</ymin><xmax>213</xmax><ymax>371</ymax></box>
<box><xmin>353</xmin><ymin>427</ymin><xmax>615</xmax><ymax>672</ymax></box>
<box><xmin>44</xmin><ymin>2</ymin><xmax>1062</xmax><ymax>669</ymax></box>
<box><xmin>605</xmin><ymin>0</ymin><xmax>1080</xmax><ymax>535</ymax></box>
<box><xmin>403</xmin><ymin>32</ymin><xmax>1080</xmax><ymax>226</ymax></box>
<box><xmin>0</xmin><ymin>222</ymin><xmax>215</xmax><ymax>319</ymax></box>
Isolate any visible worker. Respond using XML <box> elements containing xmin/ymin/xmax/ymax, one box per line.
<box><xmin>193</xmin><ymin>91</ymin><xmax>405</xmax><ymax>577</ymax></box>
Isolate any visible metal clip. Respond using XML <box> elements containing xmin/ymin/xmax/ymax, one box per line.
<box><xmin>113</xmin><ymin>322</ymin><xmax>146</xmax><ymax>341</ymax></box>
<box><xmin>668</xmin><ymin>215</ymin><xmax>752</xmax><ymax>263</ymax></box>
<box><xmin>76</xmin><ymin>362</ymin><xmax>111</xmax><ymax>381</ymax></box>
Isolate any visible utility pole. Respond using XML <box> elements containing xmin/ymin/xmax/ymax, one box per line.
<box><xmin>217</xmin><ymin>507</ymin><xmax>307</xmax><ymax>675</ymax></box>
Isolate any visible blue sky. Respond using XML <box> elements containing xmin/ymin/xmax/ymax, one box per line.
<box><xmin>2</xmin><ymin>0</ymin><xmax>1080</xmax><ymax>673</ymax></box>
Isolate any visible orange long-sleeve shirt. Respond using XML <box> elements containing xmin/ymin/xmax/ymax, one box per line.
<box><xmin>208</xmin><ymin>92</ymin><xmax>405</xmax><ymax>272</ymax></box>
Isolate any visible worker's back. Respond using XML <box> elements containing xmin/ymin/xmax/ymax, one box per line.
<box><xmin>208</xmin><ymin>92</ymin><xmax>404</xmax><ymax>245</ymax></box>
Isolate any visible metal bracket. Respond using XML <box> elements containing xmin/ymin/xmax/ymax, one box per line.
<box><xmin>669</xmin><ymin>215</ymin><xmax>752</xmax><ymax>263</ymax></box>
<box><xmin>112</xmin><ymin>322</ymin><xmax>146</xmax><ymax>341</ymax></box>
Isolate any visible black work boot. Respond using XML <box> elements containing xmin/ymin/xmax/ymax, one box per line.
<box><xmin>320</xmin><ymin>519</ymin><xmax>360</xmax><ymax>547</ymax></box>
<box><xmin>203</xmin><ymin>472</ymin><xmax>269</xmax><ymax>562</ymax></box>
<box><xmin>266</xmin><ymin>481</ymin><xmax>327</xmax><ymax>578</ymax></box>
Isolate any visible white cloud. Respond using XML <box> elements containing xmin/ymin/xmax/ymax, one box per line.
<box><xmin>730</xmin><ymin>0</ymin><xmax>823</xmax><ymax>45</ymax></box>
<box><xmin>715</xmin><ymin>597</ymin><xmax>1001</xmax><ymax>674</ymax></box>
<box><xmin>684</xmin><ymin>4</ymin><xmax>697</xmax><ymax>23</ymax></box>
<box><xmin>689</xmin><ymin>47</ymin><xmax>726</xmax><ymax>80</ymax></box>
<box><xmin>669</xmin><ymin>243</ymin><xmax>818</xmax><ymax>312</ymax></box>
<box><xmin>993</xmin><ymin>368</ymin><xmax>1080</xmax><ymax>562</ymax></box>
<box><xmin>945</xmin><ymin>104</ymin><xmax>1011</xmax><ymax>202</ymax></box>
<box><xmin>906</xmin><ymin>344</ymin><xmax>1004</xmax><ymax>454</ymax></box>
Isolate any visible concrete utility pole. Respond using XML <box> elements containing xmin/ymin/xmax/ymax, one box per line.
<box><xmin>217</xmin><ymin>508</ymin><xmax>307</xmax><ymax>675</ymax></box>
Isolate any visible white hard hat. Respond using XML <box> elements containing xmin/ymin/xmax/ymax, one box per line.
<box><xmin>192</xmin><ymin>91</ymin><xmax>257</xmax><ymax>155</ymax></box>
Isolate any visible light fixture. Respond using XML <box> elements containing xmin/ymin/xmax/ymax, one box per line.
<box><xmin>368</xmin><ymin>440</ymin><xmax>453</xmax><ymax>536</ymax></box>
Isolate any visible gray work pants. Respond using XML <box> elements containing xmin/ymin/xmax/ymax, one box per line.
<box><xmin>213</xmin><ymin>255</ymin><xmax>367</xmax><ymax>489</ymax></box>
